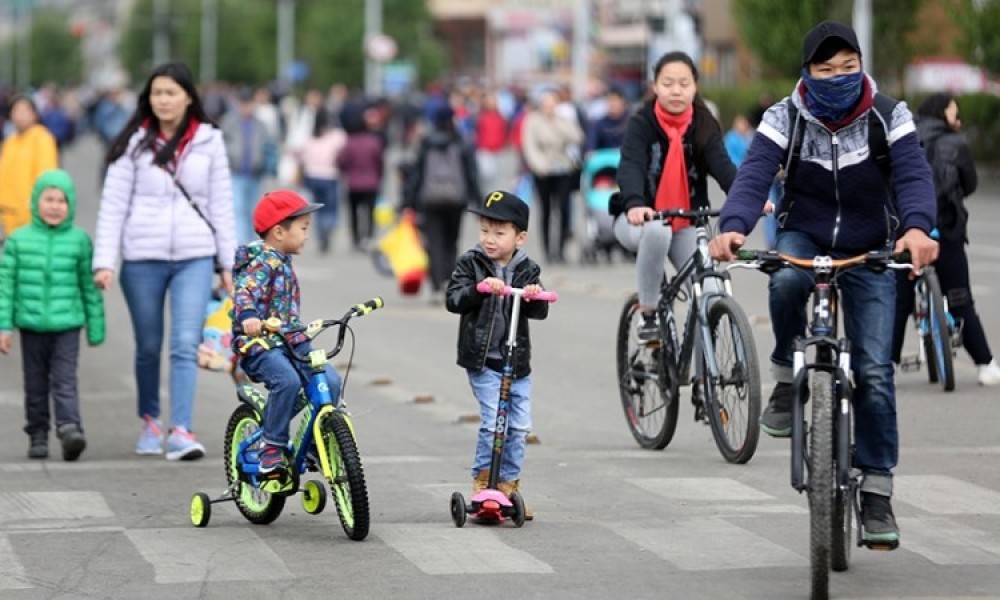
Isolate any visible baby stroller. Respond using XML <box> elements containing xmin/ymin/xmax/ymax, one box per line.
<box><xmin>579</xmin><ymin>148</ymin><xmax>621</xmax><ymax>264</ymax></box>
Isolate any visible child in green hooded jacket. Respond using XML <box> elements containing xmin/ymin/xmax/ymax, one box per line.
<box><xmin>0</xmin><ymin>169</ymin><xmax>105</xmax><ymax>461</ymax></box>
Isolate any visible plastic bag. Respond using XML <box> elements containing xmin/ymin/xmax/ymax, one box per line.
<box><xmin>375</xmin><ymin>213</ymin><xmax>428</xmax><ymax>295</ymax></box>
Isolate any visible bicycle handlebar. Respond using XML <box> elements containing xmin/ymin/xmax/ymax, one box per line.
<box><xmin>648</xmin><ymin>207</ymin><xmax>721</xmax><ymax>222</ymax></box>
<box><xmin>475</xmin><ymin>281</ymin><xmax>559</xmax><ymax>303</ymax></box>
<box><xmin>259</xmin><ymin>297</ymin><xmax>385</xmax><ymax>364</ymax></box>
<box><xmin>728</xmin><ymin>249</ymin><xmax>914</xmax><ymax>274</ymax></box>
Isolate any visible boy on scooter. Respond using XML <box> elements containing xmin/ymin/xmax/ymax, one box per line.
<box><xmin>446</xmin><ymin>190</ymin><xmax>549</xmax><ymax>520</ymax></box>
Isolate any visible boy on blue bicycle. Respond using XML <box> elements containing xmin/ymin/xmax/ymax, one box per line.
<box><xmin>231</xmin><ymin>190</ymin><xmax>340</xmax><ymax>475</ymax></box>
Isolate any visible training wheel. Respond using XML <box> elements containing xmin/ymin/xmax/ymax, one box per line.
<box><xmin>450</xmin><ymin>492</ymin><xmax>467</xmax><ymax>528</ymax></box>
<box><xmin>510</xmin><ymin>491</ymin><xmax>526</xmax><ymax>528</ymax></box>
<box><xmin>301</xmin><ymin>480</ymin><xmax>327</xmax><ymax>515</ymax></box>
<box><xmin>190</xmin><ymin>492</ymin><xmax>211</xmax><ymax>528</ymax></box>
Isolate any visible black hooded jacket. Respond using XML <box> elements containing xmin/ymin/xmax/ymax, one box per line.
<box><xmin>617</xmin><ymin>98</ymin><xmax>737</xmax><ymax>213</ymax></box>
<box><xmin>445</xmin><ymin>246</ymin><xmax>547</xmax><ymax>376</ymax></box>
<box><xmin>916</xmin><ymin>117</ymin><xmax>977</xmax><ymax>243</ymax></box>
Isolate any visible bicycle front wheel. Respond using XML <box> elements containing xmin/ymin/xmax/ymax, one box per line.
<box><xmin>320</xmin><ymin>412</ymin><xmax>370</xmax><ymax>541</ymax></box>
<box><xmin>920</xmin><ymin>269</ymin><xmax>955</xmax><ymax>392</ymax></box>
<box><xmin>809</xmin><ymin>371</ymin><xmax>835</xmax><ymax>599</ymax></box>
<box><xmin>224</xmin><ymin>404</ymin><xmax>286</xmax><ymax>525</ymax></box>
<box><xmin>703</xmin><ymin>296</ymin><xmax>761</xmax><ymax>464</ymax></box>
<box><xmin>616</xmin><ymin>293</ymin><xmax>679</xmax><ymax>449</ymax></box>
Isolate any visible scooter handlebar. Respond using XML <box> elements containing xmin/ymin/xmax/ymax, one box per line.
<box><xmin>475</xmin><ymin>281</ymin><xmax>558</xmax><ymax>303</ymax></box>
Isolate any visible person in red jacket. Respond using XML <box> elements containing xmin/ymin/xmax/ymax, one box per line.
<box><xmin>475</xmin><ymin>92</ymin><xmax>508</xmax><ymax>194</ymax></box>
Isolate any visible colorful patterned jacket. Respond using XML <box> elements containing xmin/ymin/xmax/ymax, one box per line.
<box><xmin>230</xmin><ymin>240</ymin><xmax>308</xmax><ymax>356</ymax></box>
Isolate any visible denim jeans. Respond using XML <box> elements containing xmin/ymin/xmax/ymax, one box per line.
<box><xmin>303</xmin><ymin>176</ymin><xmax>340</xmax><ymax>242</ymax></box>
<box><xmin>768</xmin><ymin>230</ymin><xmax>898</xmax><ymax>475</ymax></box>
<box><xmin>120</xmin><ymin>258</ymin><xmax>215</xmax><ymax>431</ymax></box>
<box><xmin>232</xmin><ymin>174</ymin><xmax>262</xmax><ymax>244</ymax></box>
<box><xmin>467</xmin><ymin>368</ymin><xmax>532</xmax><ymax>481</ymax></box>
<box><xmin>241</xmin><ymin>345</ymin><xmax>342</xmax><ymax>447</ymax></box>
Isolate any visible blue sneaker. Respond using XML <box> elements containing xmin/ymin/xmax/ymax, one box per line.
<box><xmin>135</xmin><ymin>416</ymin><xmax>163</xmax><ymax>455</ymax></box>
<box><xmin>165</xmin><ymin>427</ymin><xmax>206</xmax><ymax>461</ymax></box>
<box><xmin>258</xmin><ymin>444</ymin><xmax>286</xmax><ymax>474</ymax></box>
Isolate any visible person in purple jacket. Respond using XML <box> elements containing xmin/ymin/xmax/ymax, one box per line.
<box><xmin>709</xmin><ymin>22</ymin><xmax>938</xmax><ymax>547</ymax></box>
<box><xmin>92</xmin><ymin>62</ymin><xmax>236</xmax><ymax>461</ymax></box>
<box><xmin>337</xmin><ymin>108</ymin><xmax>385</xmax><ymax>252</ymax></box>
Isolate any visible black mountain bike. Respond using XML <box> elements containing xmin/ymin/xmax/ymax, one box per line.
<box><xmin>616</xmin><ymin>208</ymin><xmax>761</xmax><ymax>464</ymax></box>
<box><xmin>732</xmin><ymin>249</ymin><xmax>910</xmax><ymax>600</ymax></box>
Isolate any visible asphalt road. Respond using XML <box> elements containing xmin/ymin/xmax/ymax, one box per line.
<box><xmin>1</xmin><ymin>136</ymin><xmax>999</xmax><ymax>600</ymax></box>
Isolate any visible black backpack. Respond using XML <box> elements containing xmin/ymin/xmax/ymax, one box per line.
<box><xmin>779</xmin><ymin>93</ymin><xmax>898</xmax><ymax>220</ymax></box>
<box><xmin>420</xmin><ymin>142</ymin><xmax>468</xmax><ymax>207</ymax></box>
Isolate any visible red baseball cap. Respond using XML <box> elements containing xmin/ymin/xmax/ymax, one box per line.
<box><xmin>253</xmin><ymin>190</ymin><xmax>323</xmax><ymax>235</ymax></box>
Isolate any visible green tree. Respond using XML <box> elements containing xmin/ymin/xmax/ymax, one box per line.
<box><xmin>949</xmin><ymin>0</ymin><xmax>1000</xmax><ymax>74</ymax></box>
<box><xmin>118</xmin><ymin>0</ymin><xmax>445</xmax><ymax>89</ymax></box>
<box><xmin>1</xmin><ymin>9</ymin><xmax>85</xmax><ymax>85</ymax></box>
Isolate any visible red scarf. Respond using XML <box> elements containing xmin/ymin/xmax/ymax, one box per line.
<box><xmin>653</xmin><ymin>101</ymin><xmax>693</xmax><ymax>232</ymax></box>
<box><xmin>142</xmin><ymin>116</ymin><xmax>201</xmax><ymax>171</ymax></box>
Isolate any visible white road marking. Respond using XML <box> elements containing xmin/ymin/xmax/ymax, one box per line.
<box><xmin>0</xmin><ymin>491</ymin><xmax>113</xmax><ymax>523</ymax></box>
<box><xmin>0</xmin><ymin>535</ymin><xmax>32</xmax><ymax>589</ymax></box>
<box><xmin>613</xmin><ymin>518</ymin><xmax>807</xmax><ymax>570</ymax></box>
<box><xmin>899</xmin><ymin>517</ymin><xmax>1000</xmax><ymax>565</ymax></box>
<box><xmin>895</xmin><ymin>475</ymin><xmax>1000</xmax><ymax>514</ymax></box>
<box><xmin>125</xmin><ymin>528</ymin><xmax>293</xmax><ymax>584</ymax></box>
<box><xmin>378</xmin><ymin>524</ymin><xmax>553</xmax><ymax>575</ymax></box>
<box><xmin>627</xmin><ymin>477</ymin><xmax>775</xmax><ymax>501</ymax></box>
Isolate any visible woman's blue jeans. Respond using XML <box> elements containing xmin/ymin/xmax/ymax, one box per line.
<box><xmin>120</xmin><ymin>258</ymin><xmax>215</xmax><ymax>431</ymax></box>
<box><xmin>768</xmin><ymin>231</ymin><xmax>898</xmax><ymax>476</ymax></box>
<box><xmin>303</xmin><ymin>176</ymin><xmax>340</xmax><ymax>241</ymax></box>
<box><xmin>467</xmin><ymin>368</ymin><xmax>532</xmax><ymax>481</ymax></box>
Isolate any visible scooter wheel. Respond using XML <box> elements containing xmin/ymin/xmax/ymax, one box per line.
<box><xmin>190</xmin><ymin>492</ymin><xmax>211</xmax><ymax>528</ymax></box>
<box><xmin>510</xmin><ymin>491</ymin><xmax>526</xmax><ymax>528</ymax></box>
<box><xmin>450</xmin><ymin>492</ymin><xmax>467</xmax><ymax>528</ymax></box>
<box><xmin>301</xmin><ymin>480</ymin><xmax>327</xmax><ymax>515</ymax></box>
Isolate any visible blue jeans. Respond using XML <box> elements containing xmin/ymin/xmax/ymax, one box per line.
<box><xmin>303</xmin><ymin>176</ymin><xmax>339</xmax><ymax>241</ymax></box>
<box><xmin>241</xmin><ymin>345</ymin><xmax>342</xmax><ymax>447</ymax></box>
<box><xmin>232</xmin><ymin>174</ymin><xmax>262</xmax><ymax>244</ymax></box>
<box><xmin>120</xmin><ymin>258</ymin><xmax>215</xmax><ymax>431</ymax></box>
<box><xmin>768</xmin><ymin>231</ymin><xmax>898</xmax><ymax>475</ymax></box>
<box><xmin>467</xmin><ymin>368</ymin><xmax>532</xmax><ymax>481</ymax></box>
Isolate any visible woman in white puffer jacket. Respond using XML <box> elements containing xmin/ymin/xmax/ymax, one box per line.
<box><xmin>93</xmin><ymin>62</ymin><xmax>235</xmax><ymax>461</ymax></box>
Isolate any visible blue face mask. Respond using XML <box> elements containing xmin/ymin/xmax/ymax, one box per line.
<box><xmin>801</xmin><ymin>69</ymin><xmax>864</xmax><ymax>122</ymax></box>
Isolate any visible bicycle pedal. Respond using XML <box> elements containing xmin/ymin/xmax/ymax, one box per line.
<box><xmin>863</xmin><ymin>540</ymin><xmax>899</xmax><ymax>551</ymax></box>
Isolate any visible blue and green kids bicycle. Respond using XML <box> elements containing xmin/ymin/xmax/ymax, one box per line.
<box><xmin>189</xmin><ymin>298</ymin><xmax>384</xmax><ymax>541</ymax></box>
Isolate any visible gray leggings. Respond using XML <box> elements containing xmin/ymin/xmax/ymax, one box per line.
<box><xmin>614</xmin><ymin>216</ymin><xmax>707</xmax><ymax>308</ymax></box>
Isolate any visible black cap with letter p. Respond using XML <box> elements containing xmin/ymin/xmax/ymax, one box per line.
<box><xmin>467</xmin><ymin>190</ymin><xmax>530</xmax><ymax>231</ymax></box>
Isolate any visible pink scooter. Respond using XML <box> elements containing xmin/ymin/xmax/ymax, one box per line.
<box><xmin>450</xmin><ymin>282</ymin><xmax>558</xmax><ymax>527</ymax></box>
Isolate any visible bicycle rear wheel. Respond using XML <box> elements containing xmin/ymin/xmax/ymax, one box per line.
<box><xmin>224</xmin><ymin>404</ymin><xmax>286</xmax><ymax>525</ymax></box>
<box><xmin>702</xmin><ymin>296</ymin><xmax>761</xmax><ymax>464</ymax></box>
<box><xmin>809</xmin><ymin>371</ymin><xmax>835</xmax><ymax>600</ymax></box>
<box><xmin>616</xmin><ymin>293</ymin><xmax>679</xmax><ymax>449</ymax></box>
<box><xmin>320</xmin><ymin>411</ymin><xmax>370</xmax><ymax>541</ymax></box>
<box><xmin>920</xmin><ymin>269</ymin><xmax>955</xmax><ymax>392</ymax></box>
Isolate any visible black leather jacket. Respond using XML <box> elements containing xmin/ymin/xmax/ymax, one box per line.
<box><xmin>445</xmin><ymin>247</ymin><xmax>547</xmax><ymax>377</ymax></box>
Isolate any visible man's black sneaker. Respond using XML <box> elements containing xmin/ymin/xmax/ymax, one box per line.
<box><xmin>861</xmin><ymin>492</ymin><xmax>900</xmax><ymax>547</ymax></box>
<box><xmin>57</xmin><ymin>423</ymin><xmax>87</xmax><ymax>462</ymax></box>
<box><xmin>27</xmin><ymin>431</ymin><xmax>48</xmax><ymax>459</ymax></box>
<box><xmin>759</xmin><ymin>382</ymin><xmax>795</xmax><ymax>437</ymax></box>
<box><xmin>637</xmin><ymin>313</ymin><xmax>659</xmax><ymax>343</ymax></box>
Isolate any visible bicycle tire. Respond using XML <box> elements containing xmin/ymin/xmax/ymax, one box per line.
<box><xmin>809</xmin><ymin>371</ymin><xmax>834</xmax><ymax>599</ymax></box>
<box><xmin>921</xmin><ymin>269</ymin><xmax>955</xmax><ymax>392</ymax></box>
<box><xmin>831</xmin><ymin>382</ymin><xmax>853</xmax><ymax>572</ymax></box>
<box><xmin>616</xmin><ymin>293</ymin><xmax>680</xmax><ymax>449</ymax></box>
<box><xmin>224</xmin><ymin>404</ymin><xmax>286</xmax><ymax>525</ymax></box>
<box><xmin>320</xmin><ymin>411</ymin><xmax>370</xmax><ymax>541</ymax></box>
<box><xmin>703</xmin><ymin>296</ymin><xmax>762</xmax><ymax>464</ymax></box>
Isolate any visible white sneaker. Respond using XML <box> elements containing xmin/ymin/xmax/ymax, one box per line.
<box><xmin>978</xmin><ymin>359</ymin><xmax>1000</xmax><ymax>386</ymax></box>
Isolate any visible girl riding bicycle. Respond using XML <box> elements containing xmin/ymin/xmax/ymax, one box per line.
<box><xmin>614</xmin><ymin>51</ymin><xmax>737</xmax><ymax>341</ymax></box>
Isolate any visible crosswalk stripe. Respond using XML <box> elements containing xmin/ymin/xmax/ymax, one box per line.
<box><xmin>0</xmin><ymin>535</ymin><xmax>32</xmax><ymax>589</ymax></box>
<box><xmin>898</xmin><ymin>517</ymin><xmax>1000</xmax><ymax>565</ymax></box>
<box><xmin>896</xmin><ymin>475</ymin><xmax>1000</xmax><ymax>514</ymax></box>
<box><xmin>377</xmin><ymin>524</ymin><xmax>553</xmax><ymax>575</ymax></box>
<box><xmin>627</xmin><ymin>477</ymin><xmax>775</xmax><ymax>501</ymax></box>
<box><xmin>0</xmin><ymin>492</ymin><xmax>113</xmax><ymax>523</ymax></box>
<box><xmin>612</xmin><ymin>518</ymin><xmax>807</xmax><ymax>570</ymax></box>
<box><xmin>124</xmin><ymin>528</ymin><xmax>294</xmax><ymax>584</ymax></box>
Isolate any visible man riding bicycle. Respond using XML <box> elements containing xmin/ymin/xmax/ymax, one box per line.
<box><xmin>709</xmin><ymin>21</ymin><xmax>938</xmax><ymax>547</ymax></box>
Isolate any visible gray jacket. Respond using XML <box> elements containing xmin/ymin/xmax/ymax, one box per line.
<box><xmin>220</xmin><ymin>112</ymin><xmax>273</xmax><ymax>177</ymax></box>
